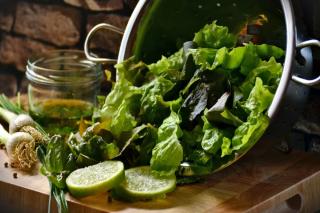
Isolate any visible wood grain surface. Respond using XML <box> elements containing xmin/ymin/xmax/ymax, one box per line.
<box><xmin>0</xmin><ymin>138</ymin><xmax>320</xmax><ymax>213</ymax></box>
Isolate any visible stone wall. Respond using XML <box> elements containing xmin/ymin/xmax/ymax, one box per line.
<box><xmin>0</xmin><ymin>0</ymin><xmax>137</xmax><ymax>96</ymax></box>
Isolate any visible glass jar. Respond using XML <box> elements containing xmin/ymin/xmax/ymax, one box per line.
<box><xmin>26</xmin><ymin>50</ymin><xmax>103</xmax><ymax>135</ymax></box>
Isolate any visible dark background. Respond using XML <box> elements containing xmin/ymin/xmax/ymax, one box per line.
<box><xmin>0</xmin><ymin>0</ymin><xmax>137</xmax><ymax>96</ymax></box>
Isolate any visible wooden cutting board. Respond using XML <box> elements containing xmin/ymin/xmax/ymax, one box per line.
<box><xmin>0</xmin><ymin>138</ymin><xmax>320</xmax><ymax>213</ymax></box>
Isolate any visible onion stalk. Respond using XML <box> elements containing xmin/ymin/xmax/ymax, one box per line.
<box><xmin>0</xmin><ymin>124</ymin><xmax>37</xmax><ymax>170</ymax></box>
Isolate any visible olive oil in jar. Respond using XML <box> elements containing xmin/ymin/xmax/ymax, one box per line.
<box><xmin>26</xmin><ymin>50</ymin><xmax>102</xmax><ymax>135</ymax></box>
<box><xmin>30</xmin><ymin>99</ymin><xmax>94</xmax><ymax>135</ymax></box>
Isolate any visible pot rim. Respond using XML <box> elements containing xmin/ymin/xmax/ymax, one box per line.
<box><xmin>267</xmin><ymin>0</ymin><xmax>295</xmax><ymax>119</ymax></box>
<box><xmin>117</xmin><ymin>0</ymin><xmax>296</xmax><ymax>120</ymax></box>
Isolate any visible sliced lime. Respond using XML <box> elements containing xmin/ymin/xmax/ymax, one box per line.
<box><xmin>66</xmin><ymin>161</ymin><xmax>124</xmax><ymax>197</ymax></box>
<box><xmin>112</xmin><ymin>166</ymin><xmax>176</xmax><ymax>201</ymax></box>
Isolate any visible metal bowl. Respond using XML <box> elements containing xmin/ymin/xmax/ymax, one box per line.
<box><xmin>84</xmin><ymin>0</ymin><xmax>320</xmax><ymax>176</ymax></box>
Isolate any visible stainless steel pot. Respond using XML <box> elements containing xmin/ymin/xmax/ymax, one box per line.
<box><xmin>85</xmin><ymin>0</ymin><xmax>319</xmax><ymax>119</ymax></box>
<box><xmin>84</xmin><ymin>0</ymin><xmax>320</xmax><ymax>175</ymax></box>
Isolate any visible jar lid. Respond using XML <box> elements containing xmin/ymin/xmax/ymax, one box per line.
<box><xmin>26</xmin><ymin>50</ymin><xmax>102</xmax><ymax>87</ymax></box>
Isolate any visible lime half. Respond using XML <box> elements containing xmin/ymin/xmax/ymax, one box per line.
<box><xmin>112</xmin><ymin>166</ymin><xmax>176</xmax><ymax>201</ymax></box>
<box><xmin>66</xmin><ymin>161</ymin><xmax>124</xmax><ymax>197</ymax></box>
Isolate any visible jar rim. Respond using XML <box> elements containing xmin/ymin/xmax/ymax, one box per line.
<box><xmin>26</xmin><ymin>49</ymin><xmax>102</xmax><ymax>86</ymax></box>
<box><xmin>27</xmin><ymin>49</ymin><xmax>97</xmax><ymax>72</ymax></box>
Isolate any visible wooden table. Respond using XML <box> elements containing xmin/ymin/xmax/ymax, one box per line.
<box><xmin>0</xmin><ymin>138</ymin><xmax>320</xmax><ymax>213</ymax></box>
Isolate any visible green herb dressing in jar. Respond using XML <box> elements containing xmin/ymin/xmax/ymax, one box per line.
<box><xmin>26</xmin><ymin>50</ymin><xmax>103</xmax><ymax>135</ymax></box>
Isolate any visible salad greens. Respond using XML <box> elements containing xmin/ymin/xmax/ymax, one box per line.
<box><xmin>97</xmin><ymin>21</ymin><xmax>284</xmax><ymax>177</ymax></box>
<box><xmin>150</xmin><ymin>111</ymin><xmax>183</xmax><ymax>176</ymax></box>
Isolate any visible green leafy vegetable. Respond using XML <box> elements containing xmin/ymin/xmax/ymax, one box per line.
<box><xmin>118</xmin><ymin>124</ymin><xmax>157</xmax><ymax>167</ymax></box>
<box><xmin>205</xmin><ymin>92</ymin><xmax>243</xmax><ymax>127</ymax></box>
<box><xmin>240</xmin><ymin>57</ymin><xmax>282</xmax><ymax>98</ymax></box>
<box><xmin>242</xmin><ymin>77</ymin><xmax>274</xmax><ymax>114</ymax></box>
<box><xmin>221</xmin><ymin>137</ymin><xmax>232</xmax><ymax>157</ymax></box>
<box><xmin>180</xmin><ymin>83</ymin><xmax>209</xmax><ymax>122</ymax></box>
<box><xmin>232</xmin><ymin>113</ymin><xmax>270</xmax><ymax>152</ymax></box>
<box><xmin>38</xmin><ymin>135</ymin><xmax>77</xmax><ymax>189</ymax></box>
<box><xmin>193</xmin><ymin>21</ymin><xmax>237</xmax><ymax>49</ymax></box>
<box><xmin>150</xmin><ymin>111</ymin><xmax>183</xmax><ymax>176</ymax></box>
<box><xmin>95</xmin><ymin>20</ymin><xmax>283</xmax><ymax>179</ymax></box>
<box><xmin>148</xmin><ymin>49</ymin><xmax>184</xmax><ymax>76</ymax></box>
<box><xmin>37</xmin><ymin>136</ymin><xmax>77</xmax><ymax>213</ymax></box>
<box><xmin>256</xmin><ymin>44</ymin><xmax>284</xmax><ymax>59</ymax></box>
<box><xmin>118</xmin><ymin>57</ymin><xmax>149</xmax><ymax>86</ymax></box>
<box><xmin>189</xmin><ymin>48</ymin><xmax>218</xmax><ymax>70</ymax></box>
<box><xmin>110</xmin><ymin>97</ymin><xmax>138</xmax><ymax>138</ymax></box>
<box><xmin>139</xmin><ymin>76</ymin><xmax>175</xmax><ymax>124</ymax></box>
<box><xmin>200</xmin><ymin>116</ymin><xmax>232</xmax><ymax>155</ymax></box>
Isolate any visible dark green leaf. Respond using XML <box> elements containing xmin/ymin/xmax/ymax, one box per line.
<box><xmin>205</xmin><ymin>92</ymin><xmax>243</xmax><ymax>127</ymax></box>
<box><xmin>180</xmin><ymin>83</ymin><xmax>209</xmax><ymax>122</ymax></box>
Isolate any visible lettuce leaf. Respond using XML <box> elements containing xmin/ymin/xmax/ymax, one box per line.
<box><xmin>180</xmin><ymin>83</ymin><xmax>209</xmax><ymax>122</ymax></box>
<box><xmin>110</xmin><ymin>97</ymin><xmax>139</xmax><ymax>138</ymax></box>
<box><xmin>242</xmin><ymin>77</ymin><xmax>274</xmax><ymax>114</ymax></box>
<box><xmin>256</xmin><ymin>44</ymin><xmax>285</xmax><ymax>60</ymax></box>
<box><xmin>232</xmin><ymin>113</ymin><xmax>269</xmax><ymax>152</ymax></box>
<box><xmin>201</xmin><ymin>127</ymin><xmax>224</xmax><ymax>155</ymax></box>
<box><xmin>118</xmin><ymin>124</ymin><xmax>157</xmax><ymax>167</ymax></box>
<box><xmin>189</xmin><ymin>48</ymin><xmax>218</xmax><ymax>70</ymax></box>
<box><xmin>148</xmin><ymin>49</ymin><xmax>184</xmax><ymax>76</ymax></box>
<box><xmin>117</xmin><ymin>57</ymin><xmax>149</xmax><ymax>86</ymax></box>
<box><xmin>240</xmin><ymin>57</ymin><xmax>282</xmax><ymax>97</ymax></box>
<box><xmin>221</xmin><ymin>137</ymin><xmax>232</xmax><ymax>157</ymax></box>
<box><xmin>205</xmin><ymin>92</ymin><xmax>243</xmax><ymax>127</ymax></box>
<box><xmin>151</xmin><ymin>111</ymin><xmax>183</xmax><ymax>176</ymax></box>
<box><xmin>232</xmin><ymin>78</ymin><xmax>272</xmax><ymax>151</ymax></box>
<box><xmin>139</xmin><ymin>76</ymin><xmax>176</xmax><ymax>124</ymax></box>
<box><xmin>100</xmin><ymin>59</ymin><xmax>143</xmax><ymax>124</ymax></box>
<box><xmin>201</xmin><ymin>116</ymin><xmax>228</xmax><ymax>155</ymax></box>
<box><xmin>98</xmin><ymin>21</ymin><xmax>283</xmax><ymax>177</ymax></box>
<box><xmin>193</xmin><ymin>21</ymin><xmax>236</xmax><ymax>49</ymax></box>
<box><xmin>189</xmin><ymin>149</ymin><xmax>212</xmax><ymax>165</ymax></box>
<box><xmin>158</xmin><ymin>110</ymin><xmax>183</xmax><ymax>141</ymax></box>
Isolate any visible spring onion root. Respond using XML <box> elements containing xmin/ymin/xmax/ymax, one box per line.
<box><xmin>0</xmin><ymin>124</ymin><xmax>37</xmax><ymax>170</ymax></box>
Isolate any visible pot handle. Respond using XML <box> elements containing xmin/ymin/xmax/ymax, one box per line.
<box><xmin>292</xmin><ymin>39</ymin><xmax>320</xmax><ymax>87</ymax></box>
<box><xmin>84</xmin><ymin>23</ymin><xmax>124</xmax><ymax>63</ymax></box>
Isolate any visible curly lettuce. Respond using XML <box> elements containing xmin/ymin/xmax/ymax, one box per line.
<box><xmin>98</xmin><ymin>20</ymin><xmax>283</xmax><ymax>177</ymax></box>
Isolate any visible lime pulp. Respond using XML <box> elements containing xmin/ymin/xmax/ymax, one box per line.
<box><xmin>112</xmin><ymin>166</ymin><xmax>176</xmax><ymax>200</ymax></box>
<box><xmin>66</xmin><ymin>160</ymin><xmax>124</xmax><ymax>197</ymax></box>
